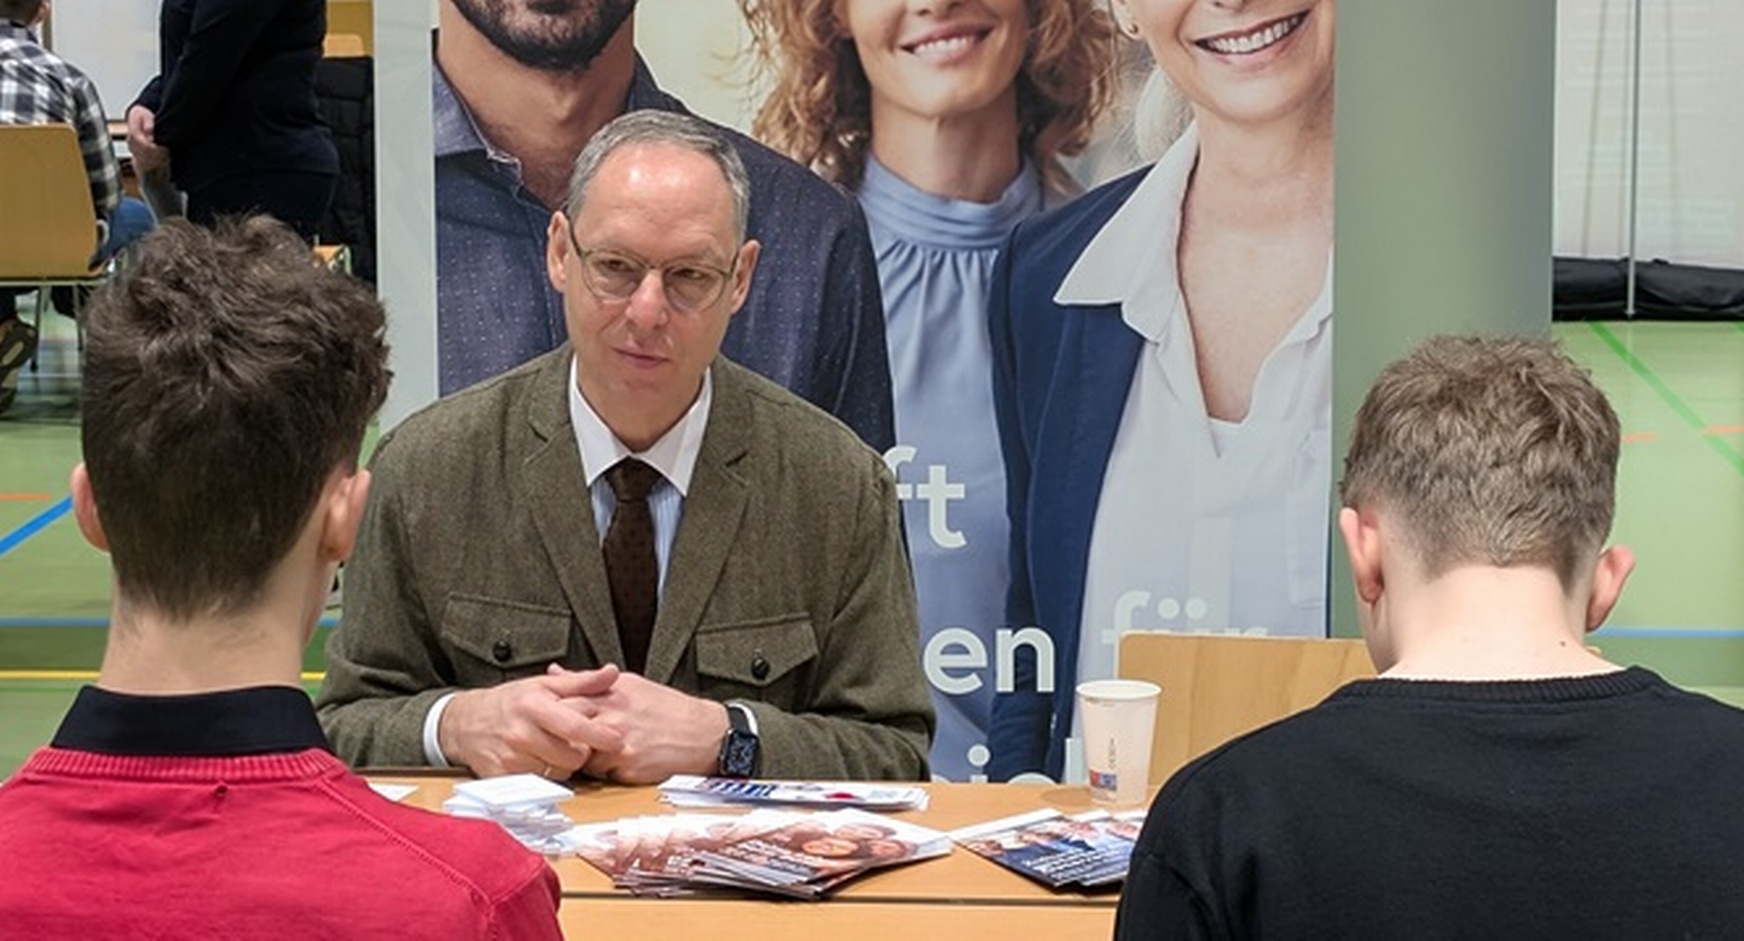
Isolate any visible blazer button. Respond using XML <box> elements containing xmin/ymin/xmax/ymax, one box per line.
<box><xmin>750</xmin><ymin>655</ymin><xmax>770</xmax><ymax>681</ymax></box>
<box><xmin>492</xmin><ymin>640</ymin><xmax>513</xmax><ymax>664</ymax></box>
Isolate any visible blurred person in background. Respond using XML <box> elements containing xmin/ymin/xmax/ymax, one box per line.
<box><xmin>126</xmin><ymin>0</ymin><xmax>337</xmax><ymax>239</ymax></box>
<box><xmin>0</xmin><ymin>0</ymin><xmax>152</xmax><ymax>414</ymax></box>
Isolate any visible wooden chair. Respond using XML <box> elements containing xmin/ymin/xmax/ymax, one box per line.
<box><xmin>322</xmin><ymin>33</ymin><xmax>367</xmax><ymax>58</ymax></box>
<box><xmin>1118</xmin><ymin>632</ymin><xmax>1377</xmax><ymax>787</ymax></box>
<box><xmin>313</xmin><ymin>244</ymin><xmax>352</xmax><ymax>275</ymax></box>
<box><xmin>0</xmin><ymin>124</ymin><xmax>109</xmax><ymax>367</ymax></box>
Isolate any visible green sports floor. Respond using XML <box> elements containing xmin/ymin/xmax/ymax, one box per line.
<box><xmin>2</xmin><ymin>312</ymin><xmax>1742</xmax><ymax>777</ymax></box>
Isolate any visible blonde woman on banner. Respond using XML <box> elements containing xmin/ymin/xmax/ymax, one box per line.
<box><xmin>986</xmin><ymin>0</ymin><xmax>1335</xmax><ymax>782</ymax></box>
<box><xmin>740</xmin><ymin>0</ymin><xmax>1113</xmax><ymax>780</ymax></box>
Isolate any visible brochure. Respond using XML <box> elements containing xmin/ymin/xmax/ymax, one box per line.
<box><xmin>573</xmin><ymin>808</ymin><xmax>951</xmax><ymax>899</ymax></box>
<box><xmin>658</xmin><ymin>775</ymin><xmax>930</xmax><ymax>811</ymax></box>
<box><xmin>442</xmin><ymin>773</ymin><xmax>579</xmax><ymax>855</ymax></box>
<box><xmin>950</xmin><ymin>808</ymin><xmax>1147</xmax><ymax>890</ymax></box>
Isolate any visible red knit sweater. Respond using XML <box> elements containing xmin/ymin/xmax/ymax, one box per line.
<box><xmin>0</xmin><ymin>747</ymin><xmax>562</xmax><ymax>939</ymax></box>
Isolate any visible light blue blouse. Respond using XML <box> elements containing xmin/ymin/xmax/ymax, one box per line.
<box><xmin>858</xmin><ymin>156</ymin><xmax>1045</xmax><ymax>781</ymax></box>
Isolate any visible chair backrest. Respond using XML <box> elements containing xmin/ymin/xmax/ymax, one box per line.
<box><xmin>0</xmin><ymin>124</ymin><xmax>100</xmax><ymax>279</ymax></box>
<box><xmin>1118</xmin><ymin>633</ymin><xmax>1377</xmax><ymax>786</ymax></box>
<box><xmin>323</xmin><ymin>33</ymin><xmax>367</xmax><ymax>58</ymax></box>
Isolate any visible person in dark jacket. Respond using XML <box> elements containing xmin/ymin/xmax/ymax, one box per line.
<box><xmin>125</xmin><ymin>0</ymin><xmax>338</xmax><ymax>239</ymax></box>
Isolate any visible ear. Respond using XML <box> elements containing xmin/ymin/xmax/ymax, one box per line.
<box><xmin>725</xmin><ymin>239</ymin><xmax>762</xmax><ymax>317</ymax></box>
<box><xmin>1337</xmin><ymin>506</ymin><xmax>1384</xmax><ymax>605</ymax></box>
<box><xmin>546</xmin><ymin>210</ymin><xmax>571</xmax><ymax>293</ymax></box>
<box><xmin>68</xmin><ymin>463</ymin><xmax>109</xmax><ymax>553</ymax></box>
<box><xmin>1584</xmin><ymin>544</ymin><xmax>1635</xmax><ymax>633</ymax></box>
<box><xmin>318</xmin><ymin>469</ymin><xmax>373</xmax><ymax>564</ymax></box>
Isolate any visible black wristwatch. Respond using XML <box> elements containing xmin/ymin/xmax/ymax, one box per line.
<box><xmin>717</xmin><ymin>701</ymin><xmax>760</xmax><ymax>778</ymax></box>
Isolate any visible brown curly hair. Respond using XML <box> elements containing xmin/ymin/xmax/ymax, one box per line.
<box><xmin>739</xmin><ymin>0</ymin><xmax>1115</xmax><ymax>191</ymax></box>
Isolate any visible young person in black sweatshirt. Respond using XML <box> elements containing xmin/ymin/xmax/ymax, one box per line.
<box><xmin>1116</xmin><ymin>334</ymin><xmax>1744</xmax><ymax>940</ymax></box>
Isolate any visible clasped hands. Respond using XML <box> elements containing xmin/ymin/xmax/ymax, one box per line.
<box><xmin>437</xmin><ymin>663</ymin><xmax>730</xmax><ymax>786</ymax></box>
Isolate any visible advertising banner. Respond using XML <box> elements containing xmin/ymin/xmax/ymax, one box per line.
<box><xmin>423</xmin><ymin>0</ymin><xmax>1334</xmax><ymax>783</ymax></box>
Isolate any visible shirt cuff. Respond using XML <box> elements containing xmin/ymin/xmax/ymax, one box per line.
<box><xmin>422</xmin><ymin>692</ymin><xmax>457</xmax><ymax>768</ymax></box>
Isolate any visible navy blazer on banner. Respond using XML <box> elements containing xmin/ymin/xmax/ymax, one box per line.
<box><xmin>986</xmin><ymin>168</ymin><xmax>1150</xmax><ymax>782</ymax></box>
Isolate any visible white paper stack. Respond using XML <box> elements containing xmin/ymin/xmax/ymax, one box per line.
<box><xmin>657</xmin><ymin>775</ymin><xmax>929</xmax><ymax>811</ymax></box>
<box><xmin>443</xmin><ymin>773</ymin><xmax>579</xmax><ymax>855</ymax></box>
<box><xmin>368</xmin><ymin>782</ymin><xmax>419</xmax><ymax>803</ymax></box>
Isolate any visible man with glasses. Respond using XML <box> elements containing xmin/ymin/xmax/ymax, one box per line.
<box><xmin>317</xmin><ymin>111</ymin><xmax>933</xmax><ymax>784</ymax></box>
<box><xmin>430</xmin><ymin>0</ymin><xmax>893</xmax><ymax>455</ymax></box>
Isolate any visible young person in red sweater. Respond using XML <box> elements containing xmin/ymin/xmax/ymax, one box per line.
<box><xmin>0</xmin><ymin>216</ymin><xmax>562</xmax><ymax>939</ymax></box>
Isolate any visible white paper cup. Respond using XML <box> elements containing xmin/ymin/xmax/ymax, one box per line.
<box><xmin>1078</xmin><ymin>679</ymin><xmax>1161</xmax><ymax>807</ymax></box>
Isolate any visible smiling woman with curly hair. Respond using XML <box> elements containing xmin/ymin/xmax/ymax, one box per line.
<box><xmin>741</xmin><ymin>0</ymin><xmax>1113</xmax><ymax>192</ymax></box>
<box><xmin>738</xmin><ymin>0</ymin><xmax>1115</xmax><ymax>782</ymax></box>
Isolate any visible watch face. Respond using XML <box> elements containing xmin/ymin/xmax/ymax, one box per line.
<box><xmin>722</xmin><ymin>731</ymin><xmax>759</xmax><ymax>777</ymax></box>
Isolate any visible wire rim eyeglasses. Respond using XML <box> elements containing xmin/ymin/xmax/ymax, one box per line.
<box><xmin>566</xmin><ymin>225</ymin><xmax>737</xmax><ymax>313</ymax></box>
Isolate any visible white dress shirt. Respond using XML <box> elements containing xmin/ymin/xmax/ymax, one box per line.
<box><xmin>566</xmin><ymin>359</ymin><xmax>712</xmax><ymax>595</ymax></box>
<box><xmin>1054</xmin><ymin>124</ymin><xmax>1334</xmax><ymax>779</ymax></box>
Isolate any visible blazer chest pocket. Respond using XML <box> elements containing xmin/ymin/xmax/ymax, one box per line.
<box><xmin>439</xmin><ymin>594</ymin><xmax>573</xmax><ymax>684</ymax></box>
<box><xmin>694</xmin><ymin>615</ymin><xmax>817</xmax><ymax>704</ymax></box>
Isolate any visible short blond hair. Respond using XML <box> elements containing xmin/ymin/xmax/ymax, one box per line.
<box><xmin>738</xmin><ymin>0</ymin><xmax>1115</xmax><ymax>192</ymax></box>
<box><xmin>1340</xmin><ymin>335</ymin><xmax>1620</xmax><ymax>590</ymax></box>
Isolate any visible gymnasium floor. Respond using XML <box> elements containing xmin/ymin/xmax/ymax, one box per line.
<box><xmin>2</xmin><ymin>312</ymin><xmax>1741</xmax><ymax>776</ymax></box>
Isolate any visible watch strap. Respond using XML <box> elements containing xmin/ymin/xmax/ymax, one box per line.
<box><xmin>725</xmin><ymin>701</ymin><xmax>757</xmax><ymax>735</ymax></box>
<box><xmin>718</xmin><ymin>701</ymin><xmax>760</xmax><ymax>778</ymax></box>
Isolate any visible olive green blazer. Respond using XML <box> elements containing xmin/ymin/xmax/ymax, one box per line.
<box><xmin>316</xmin><ymin>349</ymin><xmax>933</xmax><ymax>779</ymax></box>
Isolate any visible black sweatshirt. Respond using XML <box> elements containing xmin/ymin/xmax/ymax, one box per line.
<box><xmin>1117</xmin><ymin>668</ymin><xmax>1744</xmax><ymax>939</ymax></box>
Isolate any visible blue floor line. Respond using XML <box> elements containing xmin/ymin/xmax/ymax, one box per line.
<box><xmin>0</xmin><ymin>497</ymin><xmax>72</xmax><ymax>557</ymax></box>
<box><xmin>0</xmin><ymin>618</ymin><xmax>108</xmax><ymax>628</ymax></box>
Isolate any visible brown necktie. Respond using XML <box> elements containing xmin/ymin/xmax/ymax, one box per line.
<box><xmin>603</xmin><ymin>458</ymin><xmax>662</xmax><ymax>674</ymax></box>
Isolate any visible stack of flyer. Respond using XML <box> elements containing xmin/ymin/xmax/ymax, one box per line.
<box><xmin>573</xmin><ymin>808</ymin><xmax>951</xmax><ymax>899</ymax></box>
<box><xmin>950</xmin><ymin>808</ymin><xmax>1148</xmax><ymax>890</ymax></box>
<box><xmin>443</xmin><ymin>773</ymin><xmax>579</xmax><ymax>855</ymax></box>
<box><xmin>657</xmin><ymin>774</ymin><xmax>929</xmax><ymax>811</ymax></box>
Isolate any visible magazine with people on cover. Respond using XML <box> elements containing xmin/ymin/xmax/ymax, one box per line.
<box><xmin>658</xmin><ymin>775</ymin><xmax>929</xmax><ymax>811</ymax></box>
<box><xmin>950</xmin><ymin>808</ymin><xmax>1147</xmax><ymax>890</ymax></box>
<box><xmin>573</xmin><ymin>809</ymin><xmax>950</xmax><ymax>899</ymax></box>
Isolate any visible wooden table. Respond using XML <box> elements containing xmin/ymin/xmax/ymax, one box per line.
<box><xmin>369</xmin><ymin>775</ymin><xmax>1123</xmax><ymax>939</ymax></box>
<box><xmin>556</xmin><ymin>898</ymin><xmax>1112</xmax><ymax>940</ymax></box>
